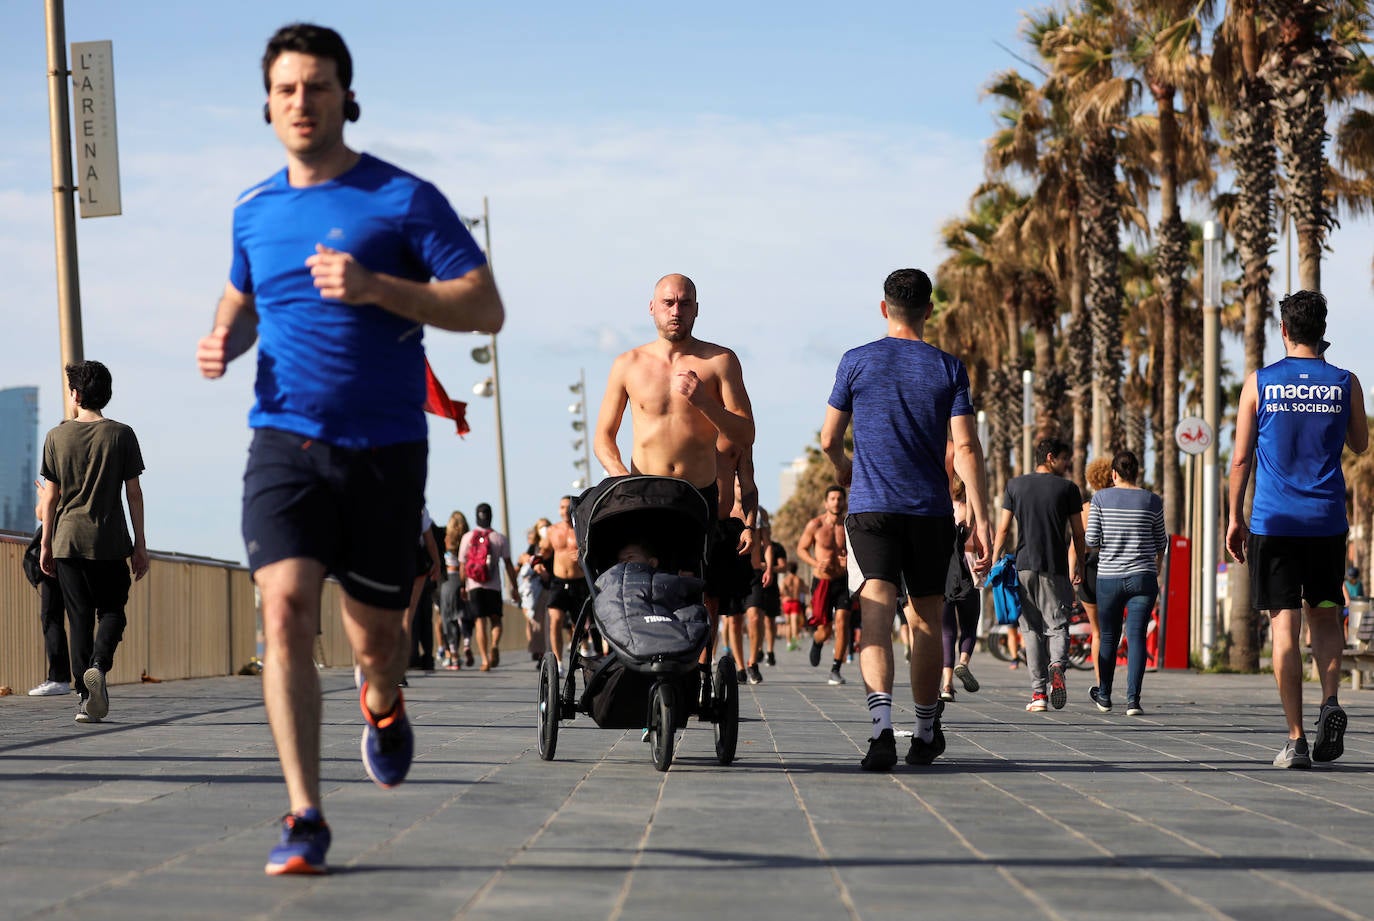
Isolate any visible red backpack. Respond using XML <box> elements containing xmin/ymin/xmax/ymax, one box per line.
<box><xmin>464</xmin><ymin>529</ymin><xmax>492</xmax><ymax>582</ymax></box>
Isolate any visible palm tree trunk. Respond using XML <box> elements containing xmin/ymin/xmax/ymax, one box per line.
<box><xmin>1153</xmin><ymin>81</ymin><xmax>1188</xmax><ymax>538</ymax></box>
<box><xmin>1067</xmin><ymin>198</ymin><xmax>1091</xmax><ymax>484</ymax></box>
<box><xmin>1079</xmin><ymin>131</ymin><xmax>1124</xmax><ymax>453</ymax></box>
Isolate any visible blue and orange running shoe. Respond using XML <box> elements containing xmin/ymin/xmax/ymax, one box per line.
<box><xmin>360</xmin><ymin>683</ymin><xmax>413</xmax><ymax>788</ymax></box>
<box><xmin>265</xmin><ymin>808</ymin><xmax>330</xmax><ymax>875</ymax></box>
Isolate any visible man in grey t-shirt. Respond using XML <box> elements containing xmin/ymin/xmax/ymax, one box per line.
<box><xmin>991</xmin><ymin>437</ymin><xmax>1084</xmax><ymax>712</ymax></box>
<box><xmin>39</xmin><ymin>360</ymin><xmax>149</xmax><ymax>725</ymax></box>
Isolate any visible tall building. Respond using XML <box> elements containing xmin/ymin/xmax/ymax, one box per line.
<box><xmin>777</xmin><ymin>455</ymin><xmax>810</xmax><ymax>510</ymax></box>
<box><xmin>0</xmin><ymin>387</ymin><xmax>40</xmax><ymax>533</ymax></box>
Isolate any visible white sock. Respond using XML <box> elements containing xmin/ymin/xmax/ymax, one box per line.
<box><xmin>867</xmin><ymin>692</ymin><xmax>893</xmax><ymax>738</ymax></box>
<box><xmin>914</xmin><ymin>702</ymin><xmax>939</xmax><ymax>742</ymax></box>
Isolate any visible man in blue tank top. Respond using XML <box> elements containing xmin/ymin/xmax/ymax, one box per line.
<box><xmin>822</xmin><ymin>269</ymin><xmax>992</xmax><ymax>771</ymax></box>
<box><xmin>1228</xmin><ymin>290</ymin><xmax>1367</xmax><ymax>769</ymax></box>
<box><xmin>195</xmin><ymin>23</ymin><xmax>504</xmax><ymax>874</ymax></box>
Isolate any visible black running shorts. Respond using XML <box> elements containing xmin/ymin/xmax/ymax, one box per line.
<box><xmin>845</xmin><ymin>511</ymin><xmax>955</xmax><ymax>600</ymax></box>
<box><xmin>1248</xmin><ymin>531</ymin><xmax>1346</xmax><ymax>612</ymax></box>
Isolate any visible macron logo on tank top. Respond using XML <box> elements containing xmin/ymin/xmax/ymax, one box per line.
<box><xmin>1261</xmin><ymin>377</ymin><xmax>1345</xmax><ymax>414</ymax></box>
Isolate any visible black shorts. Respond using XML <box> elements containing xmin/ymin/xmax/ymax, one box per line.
<box><xmin>1076</xmin><ymin>551</ymin><xmax>1099</xmax><ymax>605</ymax></box>
<box><xmin>1249</xmin><ymin>532</ymin><xmax>1346</xmax><ymax>612</ymax></box>
<box><xmin>547</xmin><ymin>577</ymin><xmax>589</xmax><ymax>614</ymax></box>
<box><xmin>719</xmin><ymin>567</ymin><xmax>764</xmax><ymax>618</ymax></box>
<box><xmin>466</xmin><ymin>586</ymin><xmax>505</xmax><ymax>623</ymax></box>
<box><xmin>706</xmin><ymin>517</ymin><xmax>753</xmax><ymax>600</ymax></box>
<box><xmin>241</xmin><ymin>427</ymin><xmax>426</xmax><ymax>610</ymax></box>
<box><xmin>845</xmin><ymin>511</ymin><xmax>955</xmax><ymax>600</ymax></box>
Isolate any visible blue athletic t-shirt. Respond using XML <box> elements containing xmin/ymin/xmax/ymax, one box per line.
<box><xmin>827</xmin><ymin>337</ymin><xmax>974</xmax><ymax>516</ymax></box>
<box><xmin>229</xmin><ymin>153</ymin><xmax>487</xmax><ymax>448</ymax></box>
<box><xmin>1251</xmin><ymin>356</ymin><xmax>1351</xmax><ymax>537</ymax></box>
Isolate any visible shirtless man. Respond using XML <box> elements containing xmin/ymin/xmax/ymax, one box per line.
<box><xmin>715</xmin><ymin>451</ymin><xmax>762</xmax><ymax>682</ymax></box>
<box><xmin>542</xmin><ymin>496</ymin><xmax>585</xmax><ymax>672</ymax></box>
<box><xmin>797</xmin><ymin>485</ymin><xmax>851</xmax><ymax>686</ymax></box>
<box><xmin>596</xmin><ymin>273</ymin><xmax>754</xmax><ymax>696</ymax></box>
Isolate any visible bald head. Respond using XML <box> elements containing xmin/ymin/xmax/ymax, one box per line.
<box><xmin>653</xmin><ymin>273</ymin><xmax>697</xmax><ymax>300</ymax></box>
<box><xmin>649</xmin><ymin>273</ymin><xmax>699</xmax><ymax>342</ymax></box>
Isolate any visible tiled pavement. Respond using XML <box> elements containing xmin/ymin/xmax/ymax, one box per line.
<box><xmin>2</xmin><ymin>647</ymin><xmax>1372</xmax><ymax>921</ymax></box>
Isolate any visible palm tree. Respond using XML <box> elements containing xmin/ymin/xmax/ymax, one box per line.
<box><xmin>1045</xmin><ymin>0</ymin><xmax>1139</xmax><ymax>454</ymax></box>
<box><xmin>1257</xmin><ymin>0</ymin><xmax>1349</xmax><ymax>292</ymax></box>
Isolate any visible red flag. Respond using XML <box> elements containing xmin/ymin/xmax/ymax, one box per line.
<box><xmin>424</xmin><ymin>358</ymin><xmax>469</xmax><ymax>435</ymax></box>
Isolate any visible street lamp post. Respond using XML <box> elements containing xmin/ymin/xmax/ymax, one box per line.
<box><xmin>1200</xmin><ymin>221</ymin><xmax>1223</xmax><ymax>668</ymax></box>
<box><xmin>1022</xmin><ymin>369</ymin><xmax>1034</xmax><ymax>474</ymax></box>
<box><xmin>569</xmin><ymin>369</ymin><xmax>592</xmax><ymax>491</ymax></box>
<box><xmin>462</xmin><ymin>197</ymin><xmax>510</xmax><ymax>540</ymax></box>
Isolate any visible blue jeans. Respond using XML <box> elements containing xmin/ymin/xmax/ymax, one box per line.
<box><xmin>1095</xmin><ymin>572</ymin><xmax>1158</xmax><ymax>702</ymax></box>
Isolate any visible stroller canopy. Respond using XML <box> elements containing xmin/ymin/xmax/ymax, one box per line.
<box><xmin>572</xmin><ymin>475</ymin><xmax>712</xmax><ymax>581</ymax></box>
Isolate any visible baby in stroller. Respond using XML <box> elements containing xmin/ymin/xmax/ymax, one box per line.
<box><xmin>592</xmin><ymin>540</ymin><xmax>709</xmax><ymax>664</ymax></box>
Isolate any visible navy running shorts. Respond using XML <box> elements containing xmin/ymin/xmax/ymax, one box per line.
<box><xmin>241</xmin><ymin>427</ymin><xmax>426</xmax><ymax>610</ymax></box>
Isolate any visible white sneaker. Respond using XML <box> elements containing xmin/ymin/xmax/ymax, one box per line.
<box><xmin>29</xmin><ymin>680</ymin><xmax>71</xmax><ymax>697</ymax></box>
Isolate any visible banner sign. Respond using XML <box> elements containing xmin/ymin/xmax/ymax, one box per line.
<box><xmin>71</xmin><ymin>40</ymin><xmax>122</xmax><ymax>217</ymax></box>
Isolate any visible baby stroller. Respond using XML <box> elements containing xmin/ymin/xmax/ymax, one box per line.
<box><xmin>536</xmin><ymin>474</ymin><xmax>740</xmax><ymax>771</ymax></box>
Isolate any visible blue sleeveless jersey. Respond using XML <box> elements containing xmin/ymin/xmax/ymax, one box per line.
<box><xmin>1251</xmin><ymin>357</ymin><xmax>1351</xmax><ymax>537</ymax></box>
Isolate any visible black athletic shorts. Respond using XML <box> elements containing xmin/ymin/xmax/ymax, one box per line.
<box><xmin>845</xmin><ymin>511</ymin><xmax>955</xmax><ymax>600</ymax></box>
<box><xmin>547</xmin><ymin>577</ymin><xmax>589</xmax><ymax>614</ymax></box>
<box><xmin>466</xmin><ymin>586</ymin><xmax>505</xmax><ymax>623</ymax></box>
<box><xmin>1075</xmin><ymin>551</ymin><xmax>1099</xmax><ymax>606</ymax></box>
<box><xmin>1248</xmin><ymin>532</ymin><xmax>1346</xmax><ymax>612</ymax></box>
<box><xmin>706</xmin><ymin>516</ymin><xmax>753</xmax><ymax>601</ymax></box>
<box><xmin>241</xmin><ymin>427</ymin><xmax>426</xmax><ymax>610</ymax></box>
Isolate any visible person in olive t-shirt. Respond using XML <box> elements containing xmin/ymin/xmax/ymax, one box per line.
<box><xmin>39</xmin><ymin>360</ymin><xmax>148</xmax><ymax>725</ymax></box>
<box><xmin>991</xmin><ymin>437</ymin><xmax>1084</xmax><ymax>713</ymax></box>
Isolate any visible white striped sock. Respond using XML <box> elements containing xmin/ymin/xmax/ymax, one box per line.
<box><xmin>867</xmin><ymin>692</ymin><xmax>893</xmax><ymax>738</ymax></box>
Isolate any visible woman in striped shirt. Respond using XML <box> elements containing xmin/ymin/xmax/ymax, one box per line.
<box><xmin>1085</xmin><ymin>450</ymin><xmax>1167</xmax><ymax>715</ymax></box>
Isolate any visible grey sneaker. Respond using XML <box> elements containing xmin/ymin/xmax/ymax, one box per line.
<box><xmin>74</xmin><ymin>701</ymin><xmax>101</xmax><ymax>724</ymax></box>
<box><xmin>82</xmin><ymin>668</ymin><xmax>109</xmax><ymax>720</ymax></box>
<box><xmin>827</xmin><ymin>667</ymin><xmax>846</xmax><ymax>686</ymax></box>
<box><xmin>1312</xmin><ymin>697</ymin><xmax>1347</xmax><ymax>763</ymax></box>
<box><xmin>1273</xmin><ymin>737</ymin><xmax>1312</xmax><ymax>769</ymax></box>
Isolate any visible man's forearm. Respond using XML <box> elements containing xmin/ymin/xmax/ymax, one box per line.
<box><xmin>371</xmin><ymin>271</ymin><xmax>504</xmax><ymax>334</ymax></box>
<box><xmin>1228</xmin><ymin>461</ymin><xmax>1251</xmax><ymax>525</ymax></box>
<box><xmin>695</xmin><ymin>399</ymin><xmax>754</xmax><ymax>448</ymax></box>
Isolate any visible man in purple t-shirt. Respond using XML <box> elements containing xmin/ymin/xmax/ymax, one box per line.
<box><xmin>821</xmin><ymin>269</ymin><xmax>992</xmax><ymax>771</ymax></box>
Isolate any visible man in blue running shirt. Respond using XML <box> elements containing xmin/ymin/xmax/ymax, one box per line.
<box><xmin>821</xmin><ymin>269</ymin><xmax>992</xmax><ymax>771</ymax></box>
<box><xmin>195</xmin><ymin>23</ymin><xmax>503</xmax><ymax>874</ymax></box>
<box><xmin>1228</xmin><ymin>290</ymin><xmax>1367</xmax><ymax>769</ymax></box>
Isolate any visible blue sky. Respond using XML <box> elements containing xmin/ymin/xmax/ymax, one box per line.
<box><xmin>2</xmin><ymin>1</ymin><xmax>1372</xmax><ymax>563</ymax></box>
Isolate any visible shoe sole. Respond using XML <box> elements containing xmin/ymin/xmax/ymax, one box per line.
<box><xmin>1313</xmin><ymin>708</ymin><xmax>1347</xmax><ymax>762</ymax></box>
<box><xmin>1048</xmin><ymin>665</ymin><xmax>1066</xmax><ymax>710</ymax></box>
<box><xmin>265</xmin><ymin>856</ymin><xmax>327</xmax><ymax>876</ymax></box>
<box><xmin>953</xmin><ymin>665</ymin><xmax>979</xmax><ymax>692</ymax></box>
<box><xmin>1026</xmin><ymin>702</ymin><xmax>1047</xmax><ymax>712</ymax></box>
<box><xmin>83</xmin><ymin>669</ymin><xmax>108</xmax><ymax>720</ymax></box>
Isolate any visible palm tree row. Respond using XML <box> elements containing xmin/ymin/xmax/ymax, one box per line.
<box><xmin>921</xmin><ymin>0</ymin><xmax>1372</xmax><ymax>670</ymax></box>
<box><xmin>775</xmin><ymin>1</ymin><xmax>1371</xmax><ymax>672</ymax></box>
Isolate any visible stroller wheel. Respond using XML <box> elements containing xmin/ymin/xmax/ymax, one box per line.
<box><xmin>537</xmin><ymin>653</ymin><xmax>560</xmax><ymax>761</ymax></box>
<box><xmin>713</xmin><ymin>656</ymin><xmax>739</xmax><ymax>765</ymax></box>
<box><xmin>648</xmin><ymin>681</ymin><xmax>675</xmax><ymax>772</ymax></box>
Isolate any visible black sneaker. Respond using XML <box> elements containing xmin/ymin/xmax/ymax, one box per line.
<box><xmin>1273</xmin><ymin>737</ymin><xmax>1312</xmax><ymax>769</ymax></box>
<box><xmin>1312</xmin><ymin>697</ymin><xmax>1347</xmax><ymax>763</ymax></box>
<box><xmin>809</xmin><ymin>642</ymin><xmax>822</xmax><ymax>667</ymax></box>
<box><xmin>765</xmin><ymin>651</ymin><xmax>776</xmax><ymax>667</ymax></box>
<box><xmin>1089</xmin><ymin>686</ymin><xmax>1112</xmax><ymax>712</ymax></box>
<box><xmin>953</xmin><ymin>663</ymin><xmax>979</xmax><ymax>692</ymax></box>
<box><xmin>747</xmin><ymin>664</ymin><xmax>763</xmax><ymax>685</ymax></box>
<box><xmin>861</xmin><ymin>728</ymin><xmax>898</xmax><ymax>771</ymax></box>
<box><xmin>906</xmin><ymin>721</ymin><xmax>947</xmax><ymax>765</ymax></box>
<box><xmin>1125</xmin><ymin>699</ymin><xmax>1144</xmax><ymax>716</ymax></box>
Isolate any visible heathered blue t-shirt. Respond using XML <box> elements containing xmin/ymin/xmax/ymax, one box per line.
<box><xmin>827</xmin><ymin>337</ymin><xmax>974</xmax><ymax>516</ymax></box>
<box><xmin>1251</xmin><ymin>356</ymin><xmax>1352</xmax><ymax>537</ymax></box>
<box><xmin>229</xmin><ymin>153</ymin><xmax>487</xmax><ymax>448</ymax></box>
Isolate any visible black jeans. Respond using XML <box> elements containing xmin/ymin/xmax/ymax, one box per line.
<box><xmin>55</xmin><ymin>558</ymin><xmax>131</xmax><ymax>696</ymax></box>
<box><xmin>39</xmin><ymin>578</ymin><xmax>72</xmax><ymax>683</ymax></box>
<box><xmin>409</xmin><ymin>578</ymin><xmax>436</xmax><ymax>670</ymax></box>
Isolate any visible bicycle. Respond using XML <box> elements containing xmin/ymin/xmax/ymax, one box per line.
<box><xmin>986</xmin><ymin>603</ymin><xmax>1093</xmax><ymax>670</ymax></box>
